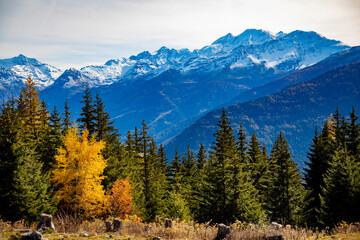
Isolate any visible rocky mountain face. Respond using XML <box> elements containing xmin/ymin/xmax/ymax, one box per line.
<box><xmin>0</xmin><ymin>29</ymin><xmax>351</xmax><ymax>147</ymax></box>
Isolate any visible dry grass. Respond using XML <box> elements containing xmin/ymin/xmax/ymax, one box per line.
<box><xmin>1</xmin><ymin>216</ymin><xmax>360</xmax><ymax>240</ymax></box>
<box><xmin>228</xmin><ymin>222</ymin><xmax>315</xmax><ymax>240</ymax></box>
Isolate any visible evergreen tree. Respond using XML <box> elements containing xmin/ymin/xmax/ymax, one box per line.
<box><xmin>304</xmin><ymin>122</ymin><xmax>334</xmax><ymax>227</ymax></box>
<box><xmin>348</xmin><ymin>107</ymin><xmax>360</xmax><ymax>160</ymax></box>
<box><xmin>1</xmin><ymin>78</ymin><xmax>56</xmax><ymax>221</ymax></box>
<box><xmin>41</xmin><ymin>106</ymin><xmax>63</xmax><ymax>171</ymax></box>
<box><xmin>0</xmin><ymin>99</ymin><xmax>21</xmax><ymax>219</ymax></box>
<box><xmin>94</xmin><ymin>93</ymin><xmax>117</xmax><ymax>142</ymax></box>
<box><xmin>10</xmin><ymin>146</ymin><xmax>56</xmax><ymax>222</ymax></box>
<box><xmin>332</xmin><ymin>108</ymin><xmax>347</xmax><ymax>149</ymax></box>
<box><xmin>136</xmin><ymin>120</ymin><xmax>167</xmax><ymax>221</ymax></box>
<box><xmin>197</xmin><ymin>143</ymin><xmax>207</xmax><ymax>171</ymax></box>
<box><xmin>248</xmin><ymin>132</ymin><xmax>268</xmax><ymax>200</ymax></box>
<box><xmin>62</xmin><ymin>99</ymin><xmax>71</xmax><ymax>134</ymax></box>
<box><xmin>205</xmin><ymin>109</ymin><xmax>236</xmax><ymax>223</ymax></box>
<box><xmin>267</xmin><ymin>132</ymin><xmax>304</xmax><ymax>225</ymax></box>
<box><xmin>169</xmin><ymin>148</ymin><xmax>182</xmax><ymax>189</ymax></box>
<box><xmin>78</xmin><ymin>87</ymin><xmax>95</xmax><ymax>135</ymax></box>
<box><xmin>204</xmin><ymin>109</ymin><xmax>263</xmax><ymax>223</ymax></box>
<box><xmin>237</xmin><ymin>122</ymin><xmax>248</xmax><ymax>163</ymax></box>
<box><xmin>320</xmin><ymin>149</ymin><xmax>359</xmax><ymax>226</ymax></box>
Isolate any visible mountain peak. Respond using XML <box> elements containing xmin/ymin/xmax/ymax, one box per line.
<box><xmin>212</xmin><ymin>33</ymin><xmax>234</xmax><ymax>45</ymax></box>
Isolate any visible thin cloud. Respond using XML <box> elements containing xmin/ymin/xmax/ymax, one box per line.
<box><xmin>0</xmin><ymin>0</ymin><xmax>359</xmax><ymax>68</ymax></box>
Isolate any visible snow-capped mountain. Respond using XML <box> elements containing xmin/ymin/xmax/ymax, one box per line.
<box><xmin>0</xmin><ymin>29</ymin><xmax>348</xmax><ymax>92</ymax></box>
<box><xmin>0</xmin><ymin>54</ymin><xmax>62</xmax><ymax>90</ymax></box>
<box><xmin>0</xmin><ymin>29</ymin><xmax>353</xmax><ymax>146</ymax></box>
<box><xmin>58</xmin><ymin>29</ymin><xmax>346</xmax><ymax>88</ymax></box>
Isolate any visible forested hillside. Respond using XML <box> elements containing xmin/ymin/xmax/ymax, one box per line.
<box><xmin>166</xmin><ymin>61</ymin><xmax>360</xmax><ymax>165</ymax></box>
<box><xmin>1</xmin><ymin>77</ymin><xmax>359</xmax><ymax>228</ymax></box>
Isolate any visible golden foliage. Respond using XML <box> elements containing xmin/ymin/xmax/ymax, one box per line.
<box><xmin>107</xmin><ymin>177</ymin><xmax>135</xmax><ymax>218</ymax></box>
<box><xmin>52</xmin><ymin>127</ymin><xmax>106</xmax><ymax>217</ymax></box>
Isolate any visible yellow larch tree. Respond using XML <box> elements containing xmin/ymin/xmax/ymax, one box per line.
<box><xmin>52</xmin><ymin>127</ymin><xmax>106</xmax><ymax>217</ymax></box>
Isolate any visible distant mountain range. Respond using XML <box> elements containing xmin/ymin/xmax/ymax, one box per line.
<box><xmin>165</xmin><ymin>61</ymin><xmax>360</xmax><ymax>166</ymax></box>
<box><xmin>1</xmin><ymin>29</ymin><xmax>358</xmax><ymax>164</ymax></box>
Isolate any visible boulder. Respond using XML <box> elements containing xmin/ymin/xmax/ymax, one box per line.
<box><xmin>36</xmin><ymin>214</ymin><xmax>56</xmax><ymax>232</ymax></box>
<box><xmin>21</xmin><ymin>231</ymin><xmax>42</xmax><ymax>240</ymax></box>
<box><xmin>216</xmin><ymin>224</ymin><xmax>230</xmax><ymax>240</ymax></box>
<box><xmin>270</xmin><ymin>222</ymin><xmax>283</xmax><ymax>229</ymax></box>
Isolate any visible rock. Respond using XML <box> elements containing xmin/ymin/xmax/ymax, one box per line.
<box><xmin>152</xmin><ymin>237</ymin><xmax>161</xmax><ymax>240</ymax></box>
<box><xmin>105</xmin><ymin>220</ymin><xmax>112</xmax><ymax>232</ymax></box>
<box><xmin>21</xmin><ymin>231</ymin><xmax>42</xmax><ymax>240</ymax></box>
<box><xmin>105</xmin><ymin>236</ymin><xmax>112</xmax><ymax>239</ymax></box>
<box><xmin>36</xmin><ymin>214</ymin><xmax>56</xmax><ymax>232</ymax></box>
<box><xmin>270</xmin><ymin>222</ymin><xmax>283</xmax><ymax>229</ymax></box>
<box><xmin>113</xmin><ymin>219</ymin><xmax>123</xmax><ymax>232</ymax></box>
<box><xmin>164</xmin><ymin>218</ymin><xmax>173</xmax><ymax>228</ymax></box>
<box><xmin>216</xmin><ymin>224</ymin><xmax>230</xmax><ymax>240</ymax></box>
<box><xmin>81</xmin><ymin>233</ymin><xmax>89</xmax><ymax>237</ymax></box>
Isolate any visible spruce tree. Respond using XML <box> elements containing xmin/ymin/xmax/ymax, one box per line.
<box><xmin>0</xmin><ymin>99</ymin><xmax>21</xmax><ymax>219</ymax></box>
<box><xmin>348</xmin><ymin>107</ymin><xmax>360</xmax><ymax>160</ymax></box>
<box><xmin>267</xmin><ymin>132</ymin><xmax>304</xmax><ymax>225</ymax></box>
<box><xmin>169</xmin><ymin>148</ymin><xmax>182</xmax><ymax>190</ymax></box>
<box><xmin>94</xmin><ymin>93</ymin><xmax>117</xmax><ymax>142</ymax></box>
<box><xmin>62</xmin><ymin>99</ymin><xmax>71</xmax><ymax>134</ymax></box>
<box><xmin>248</xmin><ymin>132</ymin><xmax>268</xmax><ymax>200</ymax></box>
<box><xmin>205</xmin><ymin>109</ymin><xmax>236</xmax><ymax>223</ymax></box>
<box><xmin>237</xmin><ymin>122</ymin><xmax>248</xmax><ymax>163</ymax></box>
<box><xmin>1</xmin><ymin>78</ymin><xmax>56</xmax><ymax>221</ymax></box>
<box><xmin>304</xmin><ymin>122</ymin><xmax>334</xmax><ymax>227</ymax></box>
<box><xmin>10</xmin><ymin>146</ymin><xmax>56</xmax><ymax>222</ymax></box>
<box><xmin>78</xmin><ymin>87</ymin><xmax>95</xmax><ymax>135</ymax></box>
<box><xmin>197</xmin><ymin>143</ymin><xmax>207</xmax><ymax>171</ymax></box>
<box><xmin>320</xmin><ymin>149</ymin><xmax>359</xmax><ymax>226</ymax></box>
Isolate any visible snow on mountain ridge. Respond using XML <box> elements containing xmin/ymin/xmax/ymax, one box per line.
<box><xmin>0</xmin><ymin>29</ymin><xmax>350</xmax><ymax>91</ymax></box>
<box><xmin>0</xmin><ymin>54</ymin><xmax>62</xmax><ymax>89</ymax></box>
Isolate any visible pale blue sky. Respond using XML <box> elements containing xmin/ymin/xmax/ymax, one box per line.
<box><xmin>1</xmin><ymin>0</ymin><xmax>359</xmax><ymax>70</ymax></box>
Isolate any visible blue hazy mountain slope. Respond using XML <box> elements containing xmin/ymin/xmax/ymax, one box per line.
<box><xmin>165</xmin><ymin>61</ymin><xmax>360</xmax><ymax>166</ymax></box>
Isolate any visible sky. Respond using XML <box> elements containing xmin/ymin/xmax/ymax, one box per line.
<box><xmin>0</xmin><ymin>0</ymin><xmax>359</xmax><ymax>70</ymax></box>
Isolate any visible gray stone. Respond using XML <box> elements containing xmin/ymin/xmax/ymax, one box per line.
<box><xmin>81</xmin><ymin>233</ymin><xmax>89</xmax><ymax>237</ymax></box>
<box><xmin>164</xmin><ymin>218</ymin><xmax>172</xmax><ymax>228</ymax></box>
<box><xmin>105</xmin><ymin>220</ymin><xmax>112</xmax><ymax>232</ymax></box>
<box><xmin>270</xmin><ymin>222</ymin><xmax>283</xmax><ymax>229</ymax></box>
<box><xmin>36</xmin><ymin>214</ymin><xmax>56</xmax><ymax>232</ymax></box>
<box><xmin>113</xmin><ymin>219</ymin><xmax>123</xmax><ymax>232</ymax></box>
<box><xmin>21</xmin><ymin>231</ymin><xmax>42</xmax><ymax>240</ymax></box>
<box><xmin>216</xmin><ymin>224</ymin><xmax>230</xmax><ymax>240</ymax></box>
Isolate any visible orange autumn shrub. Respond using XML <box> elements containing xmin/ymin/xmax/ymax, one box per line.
<box><xmin>107</xmin><ymin>177</ymin><xmax>135</xmax><ymax>218</ymax></box>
